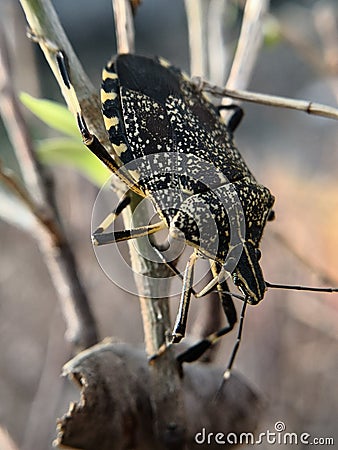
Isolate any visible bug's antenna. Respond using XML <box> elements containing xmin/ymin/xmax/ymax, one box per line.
<box><xmin>266</xmin><ymin>281</ymin><xmax>338</xmax><ymax>294</ymax></box>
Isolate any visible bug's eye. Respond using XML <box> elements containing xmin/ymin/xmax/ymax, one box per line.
<box><xmin>267</xmin><ymin>210</ymin><xmax>275</xmax><ymax>221</ymax></box>
<box><xmin>255</xmin><ymin>248</ymin><xmax>262</xmax><ymax>261</ymax></box>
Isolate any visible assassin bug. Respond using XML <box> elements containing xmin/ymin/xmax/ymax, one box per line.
<box><xmin>55</xmin><ymin>51</ymin><xmax>338</xmax><ymax>376</ymax></box>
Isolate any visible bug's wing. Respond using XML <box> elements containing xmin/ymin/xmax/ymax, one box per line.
<box><xmin>107</xmin><ymin>56</ymin><xmax>186</xmax><ymax>219</ymax></box>
<box><xmin>115</xmin><ymin>55</ymin><xmax>181</xmax><ymax>105</ymax></box>
<box><xmin>161</xmin><ymin>65</ymin><xmax>255</xmax><ymax>185</ymax></box>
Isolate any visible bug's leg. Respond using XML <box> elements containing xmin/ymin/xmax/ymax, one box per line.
<box><xmin>93</xmin><ymin>220</ymin><xmax>166</xmax><ymax>246</ymax></box>
<box><xmin>92</xmin><ymin>194</ymin><xmax>131</xmax><ymax>236</ymax></box>
<box><xmin>218</xmin><ymin>104</ymin><xmax>244</xmax><ymax>132</ymax></box>
<box><xmin>148</xmin><ymin>250</ymin><xmax>198</xmax><ymax>365</ymax></box>
<box><xmin>176</xmin><ymin>274</ymin><xmax>238</xmax><ymax>367</ymax></box>
<box><xmin>54</xmin><ymin>50</ymin><xmax>144</xmax><ymax>196</ymax></box>
<box><xmin>171</xmin><ymin>251</ymin><xmax>198</xmax><ymax>343</ymax></box>
<box><xmin>149</xmin><ymin>244</ymin><xmax>198</xmax><ymax>296</ymax></box>
<box><xmin>91</xmin><ymin>191</ymin><xmax>165</xmax><ymax>246</ymax></box>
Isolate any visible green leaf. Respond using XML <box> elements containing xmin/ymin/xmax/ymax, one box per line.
<box><xmin>263</xmin><ymin>17</ymin><xmax>282</xmax><ymax>47</ymax></box>
<box><xmin>36</xmin><ymin>138</ymin><xmax>111</xmax><ymax>187</ymax></box>
<box><xmin>20</xmin><ymin>92</ymin><xmax>80</xmax><ymax>138</ymax></box>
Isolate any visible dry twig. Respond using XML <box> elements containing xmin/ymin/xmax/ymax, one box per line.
<box><xmin>0</xmin><ymin>27</ymin><xmax>98</xmax><ymax>351</ymax></box>
<box><xmin>198</xmin><ymin>82</ymin><xmax>338</xmax><ymax>120</ymax></box>
<box><xmin>112</xmin><ymin>0</ymin><xmax>186</xmax><ymax>447</ymax></box>
<box><xmin>226</xmin><ymin>0</ymin><xmax>270</xmax><ymax>90</ymax></box>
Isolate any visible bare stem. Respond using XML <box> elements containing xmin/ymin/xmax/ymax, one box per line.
<box><xmin>1</xmin><ymin>12</ymin><xmax>98</xmax><ymax>350</ymax></box>
<box><xmin>184</xmin><ymin>0</ymin><xmax>209</xmax><ymax>78</ymax></box>
<box><xmin>112</xmin><ymin>0</ymin><xmax>135</xmax><ymax>54</ymax></box>
<box><xmin>207</xmin><ymin>0</ymin><xmax>228</xmax><ymax>85</ymax></box>
<box><xmin>226</xmin><ymin>0</ymin><xmax>270</xmax><ymax>90</ymax></box>
<box><xmin>198</xmin><ymin>82</ymin><xmax>338</xmax><ymax>120</ymax></box>
<box><xmin>112</xmin><ymin>1</ymin><xmax>186</xmax><ymax>447</ymax></box>
<box><xmin>19</xmin><ymin>0</ymin><xmax>111</xmax><ymax>149</ymax></box>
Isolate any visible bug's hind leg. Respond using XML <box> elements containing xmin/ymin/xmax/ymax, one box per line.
<box><xmin>176</xmin><ymin>261</ymin><xmax>250</xmax><ymax>384</ymax></box>
<box><xmin>218</xmin><ymin>104</ymin><xmax>244</xmax><ymax>132</ymax></box>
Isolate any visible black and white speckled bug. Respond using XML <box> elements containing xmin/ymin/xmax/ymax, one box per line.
<box><xmin>56</xmin><ymin>52</ymin><xmax>338</xmax><ymax>375</ymax></box>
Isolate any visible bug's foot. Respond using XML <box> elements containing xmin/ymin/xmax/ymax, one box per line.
<box><xmin>26</xmin><ymin>28</ymin><xmax>60</xmax><ymax>53</ymax></box>
<box><xmin>212</xmin><ymin>370</ymin><xmax>233</xmax><ymax>403</ymax></box>
<box><xmin>148</xmin><ymin>342</ymin><xmax>172</xmax><ymax>364</ymax></box>
<box><xmin>171</xmin><ymin>332</ymin><xmax>183</xmax><ymax>344</ymax></box>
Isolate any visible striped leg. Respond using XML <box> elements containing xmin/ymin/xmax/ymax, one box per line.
<box><xmin>55</xmin><ymin>50</ymin><xmax>145</xmax><ymax>196</ymax></box>
<box><xmin>149</xmin><ymin>258</ymin><xmax>241</xmax><ymax>369</ymax></box>
<box><xmin>171</xmin><ymin>251</ymin><xmax>198</xmax><ymax>343</ymax></box>
<box><xmin>91</xmin><ymin>192</ymin><xmax>166</xmax><ymax>246</ymax></box>
<box><xmin>176</xmin><ymin>265</ymin><xmax>238</xmax><ymax>367</ymax></box>
<box><xmin>93</xmin><ymin>221</ymin><xmax>166</xmax><ymax>246</ymax></box>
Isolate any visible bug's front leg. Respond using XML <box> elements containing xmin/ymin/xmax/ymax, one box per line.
<box><xmin>148</xmin><ymin>250</ymin><xmax>198</xmax><ymax>365</ymax></box>
<box><xmin>93</xmin><ymin>221</ymin><xmax>166</xmax><ymax>245</ymax></box>
<box><xmin>171</xmin><ymin>250</ymin><xmax>198</xmax><ymax>343</ymax></box>
<box><xmin>176</xmin><ymin>266</ymin><xmax>238</xmax><ymax>368</ymax></box>
<box><xmin>149</xmin><ymin>258</ymin><xmax>239</xmax><ymax>369</ymax></box>
<box><xmin>50</xmin><ymin>48</ymin><xmax>145</xmax><ymax>196</ymax></box>
<box><xmin>92</xmin><ymin>194</ymin><xmax>166</xmax><ymax>245</ymax></box>
<box><xmin>92</xmin><ymin>194</ymin><xmax>131</xmax><ymax>237</ymax></box>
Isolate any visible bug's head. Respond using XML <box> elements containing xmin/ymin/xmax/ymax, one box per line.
<box><xmin>233</xmin><ymin>241</ymin><xmax>266</xmax><ymax>305</ymax></box>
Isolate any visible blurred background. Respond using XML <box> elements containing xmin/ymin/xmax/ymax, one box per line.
<box><xmin>0</xmin><ymin>0</ymin><xmax>338</xmax><ymax>449</ymax></box>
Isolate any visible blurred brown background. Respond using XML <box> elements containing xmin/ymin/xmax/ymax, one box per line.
<box><xmin>0</xmin><ymin>1</ymin><xmax>338</xmax><ymax>449</ymax></box>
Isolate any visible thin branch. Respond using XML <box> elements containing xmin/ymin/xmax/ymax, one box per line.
<box><xmin>0</xmin><ymin>164</ymin><xmax>61</xmax><ymax>241</ymax></box>
<box><xmin>112</xmin><ymin>1</ymin><xmax>187</xmax><ymax>448</ymax></box>
<box><xmin>226</xmin><ymin>0</ymin><xmax>270</xmax><ymax>90</ymax></box>
<box><xmin>19</xmin><ymin>0</ymin><xmax>111</xmax><ymax>151</ymax></box>
<box><xmin>184</xmin><ymin>0</ymin><xmax>209</xmax><ymax>78</ymax></box>
<box><xmin>272</xmin><ymin>4</ymin><xmax>338</xmax><ymax>116</ymax></box>
<box><xmin>112</xmin><ymin>0</ymin><xmax>135</xmax><ymax>54</ymax></box>
<box><xmin>198</xmin><ymin>82</ymin><xmax>338</xmax><ymax>120</ymax></box>
<box><xmin>0</xmin><ymin>24</ymin><xmax>98</xmax><ymax>351</ymax></box>
<box><xmin>22</xmin><ymin>307</ymin><xmax>72</xmax><ymax>450</ymax></box>
<box><xmin>312</xmin><ymin>3</ymin><xmax>338</xmax><ymax>102</ymax></box>
<box><xmin>276</xmin><ymin>8</ymin><xmax>323</xmax><ymax>75</ymax></box>
<box><xmin>207</xmin><ymin>0</ymin><xmax>228</xmax><ymax>85</ymax></box>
